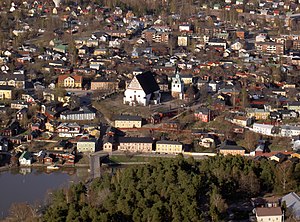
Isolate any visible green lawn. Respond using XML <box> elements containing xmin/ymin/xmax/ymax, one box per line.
<box><xmin>108</xmin><ymin>155</ymin><xmax>163</xmax><ymax>163</ymax></box>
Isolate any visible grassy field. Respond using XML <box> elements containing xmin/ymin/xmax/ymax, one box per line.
<box><xmin>108</xmin><ymin>154</ymin><xmax>164</xmax><ymax>163</ymax></box>
<box><xmin>93</xmin><ymin>94</ymin><xmax>153</xmax><ymax>121</ymax></box>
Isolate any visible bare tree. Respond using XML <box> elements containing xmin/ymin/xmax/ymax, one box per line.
<box><xmin>8</xmin><ymin>202</ymin><xmax>38</xmax><ymax>222</ymax></box>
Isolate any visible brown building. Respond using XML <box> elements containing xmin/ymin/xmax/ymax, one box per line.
<box><xmin>236</xmin><ymin>30</ymin><xmax>245</xmax><ymax>39</ymax></box>
<box><xmin>219</xmin><ymin>141</ymin><xmax>245</xmax><ymax>156</ymax></box>
<box><xmin>91</xmin><ymin>78</ymin><xmax>118</xmax><ymax>91</ymax></box>
<box><xmin>118</xmin><ymin>137</ymin><xmax>153</xmax><ymax>153</ymax></box>
<box><xmin>292</xmin><ymin>40</ymin><xmax>300</xmax><ymax>50</ymax></box>
<box><xmin>219</xmin><ymin>145</ymin><xmax>245</xmax><ymax>156</ymax></box>
<box><xmin>255</xmin><ymin>42</ymin><xmax>284</xmax><ymax>55</ymax></box>
<box><xmin>142</xmin><ymin>30</ymin><xmax>169</xmax><ymax>43</ymax></box>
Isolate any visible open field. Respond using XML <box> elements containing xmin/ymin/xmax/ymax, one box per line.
<box><xmin>93</xmin><ymin>94</ymin><xmax>155</xmax><ymax>120</ymax></box>
<box><xmin>107</xmin><ymin>154</ymin><xmax>165</xmax><ymax>163</ymax></box>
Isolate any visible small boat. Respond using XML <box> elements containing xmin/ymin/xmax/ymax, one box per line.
<box><xmin>47</xmin><ymin>165</ymin><xmax>60</xmax><ymax>170</ymax></box>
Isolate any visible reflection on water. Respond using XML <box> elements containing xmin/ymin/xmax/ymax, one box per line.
<box><xmin>0</xmin><ymin>167</ymin><xmax>89</xmax><ymax>219</ymax></box>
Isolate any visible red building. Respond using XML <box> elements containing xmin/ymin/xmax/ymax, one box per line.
<box><xmin>194</xmin><ymin>108</ymin><xmax>212</xmax><ymax>122</ymax></box>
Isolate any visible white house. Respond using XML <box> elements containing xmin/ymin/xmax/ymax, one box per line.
<box><xmin>60</xmin><ymin>106</ymin><xmax>96</xmax><ymax>121</ymax></box>
<box><xmin>124</xmin><ymin>72</ymin><xmax>161</xmax><ymax>106</ymax></box>
<box><xmin>208</xmin><ymin>80</ymin><xmax>218</xmax><ymax>93</ymax></box>
<box><xmin>255</xmin><ymin>34</ymin><xmax>267</xmax><ymax>42</ymax></box>
<box><xmin>252</xmin><ymin>123</ymin><xmax>274</xmax><ymax>136</ymax></box>
<box><xmin>179</xmin><ymin>24</ymin><xmax>191</xmax><ymax>32</ymax></box>
<box><xmin>171</xmin><ymin>70</ymin><xmax>184</xmax><ymax>99</ymax></box>
<box><xmin>19</xmin><ymin>151</ymin><xmax>32</xmax><ymax>166</ymax></box>
<box><xmin>231</xmin><ymin>41</ymin><xmax>243</xmax><ymax>51</ymax></box>
<box><xmin>56</xmin><ymin>122</ymin><xmax>82</xmax><ymax>138</ymax></box>
<box><xmin>280</xmin><ymin>125</ymin><xmax>300</xmax><ymax>137</ymax></box>
<box><xmin>255</xmin><ymin>207</ymin><xmax>283</xmax><ymax>222</ymax></box>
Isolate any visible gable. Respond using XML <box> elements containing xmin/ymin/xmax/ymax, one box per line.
<box><xmin>65</xmin><ymin>77</ymin><xmax>74</xmax><ymax>82</ymax></box>
<box><xmin>127</xmin><ymin>76</ymin><xmax>142</xmax><ymax>90</ymax></box>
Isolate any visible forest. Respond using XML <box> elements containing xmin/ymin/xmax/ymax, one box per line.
<box><xmin>33</xmin><ymin>155</ymin><xmax>300</xmax><ymax>222</ymax></box>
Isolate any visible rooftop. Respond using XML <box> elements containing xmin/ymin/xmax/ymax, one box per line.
<box><xmin>115</xmin><ymin>115</ymin><xmax>142</xmax><ymax>121</ymax></box>
<box><xmin>256</xmin><ymin>207</ymin><xmax>282</xmax><ymax>217</ymax></box>
<box><xmin>119</xmin><ymin>137</ymin><xmax>153</xmax><ymax>143</ymax></box>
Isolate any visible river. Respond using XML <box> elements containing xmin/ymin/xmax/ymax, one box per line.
<box><xmin>0</xmin><ymin>167</ymin><xmax>90</xmax><ymax>219</ymax></box>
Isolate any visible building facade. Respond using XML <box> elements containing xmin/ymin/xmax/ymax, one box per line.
<box><xmin>114</xmin><ymin>115</ymin><xmax>142</xmax><ymax>128</ymax></box>
<box><xmin>255</xmin><ymin>42</ymin><xmax>284</xmax><ymax>55</ymax></box>
<box><xmin>0</xmin><ymin>86</ymin><xmax>13</xmax><ymax>100</ymax></box>
<box><xmin>56</xmin><ymin>122</ymin><xmax>81</xmax><ymax>137</ymax></box>
<box><xmin>77</xmin><ymin>138</ymin><xmax>97</xmax><ymax>153</ymax></box>
<box><xmin>91</xmin><ymin>79</ymin><xmax>118</xmax><ymax>91</ymax></box>
<box><xmin>60</xmin><ymin>107</ymin><xmax>96</xmax><ymax>121</ymax></box>
<box><xmin>255</xmin><ymin>207</ymin><xmax>283</xmax><ymax>222</ymax></box>
<box><xmin>118</xmin><ymin>137</ymin><xmax>153</xmax><ymax>152</ymax></box>
<box><xmin>156</xmin><ymin>140</ymin><xmax>183</xmax><ymax>154</ymax></box>
<box><xmin>0</xmin><ymin>73</ymin><xmax>26</xmax><ymax>89</ymax></box>
<box><xmin>58</xmin><ymin>75</ymin><xmax>82</xmax><ymax>88</ymax></box>
<box><xmin>194</xmin><ymin>108</ymin><xmax>211</xmax><ymax>122</ymax></box>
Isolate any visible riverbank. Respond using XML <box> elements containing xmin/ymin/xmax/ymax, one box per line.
<box><xmin>0</xmin><ymin>163</ymin><xmax>89</xmax><ymax>174</ymax></box>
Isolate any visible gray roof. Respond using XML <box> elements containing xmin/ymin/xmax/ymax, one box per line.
<box><xmin>61</xmin><ymin>106</ymin><xmax>96</xmax><ymax>115</ymax></box>
<box><xmin>119</xmin><ymin>137</ymin><xmax>153</xmax><ymax>143</ymax></box>
<box><xmin>195</xmin><ymin>107</ymin><xmax>210</xmax><ymax>115</ymax></box>
<box><xmin>281</xmin><ymin>192</ymin><xmax>300</xmax><ymax>219</ymax></box>
<box><xmin>0</xmin><ymin>74</ymin><xmax>25</xmax><ymax>81</ymax></box>
<box><xmin>78</xmin><ymin>138</ymin><xmax>97</xmax><ymax>143</ymax></box>
<box><xmin>115</xmin><ymin>115</ymin><xmax>142</xmax><ymax>121</ymax></box>
<box><xmin>156</xmin><ymin>140</ymin><xmax>182</xmax><ymax>145</ymax></box>
<box><xmin>288</xmin><ymin>101</ymin><xmax>300</xmax><ymax>107</ymax></box>
<box><xmin>103</xmin><ymin>135</ymin><xmax>114</xmax><ymax>144</ymax></box>
<box><xmin>219</xmin><ymin>145</ymin><xmax>245</xmax><ymax>151</ymax></box>
<box><xmin>0</xmin><ymin>85</ymin><xmax>14</xmax><ymax>90</ymax></box>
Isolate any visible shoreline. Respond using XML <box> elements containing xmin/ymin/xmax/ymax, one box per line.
<box><xmin>0</xmin><ymin>163</ymin><xmax>90</xmax><ymax>173</ymax></box>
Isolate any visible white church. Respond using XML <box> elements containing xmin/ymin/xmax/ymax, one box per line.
<box><xmin>123</xmin><ymin>72</ymin><xmax>161</xmax><ymax>106</ymax></box>
<box><xmin>171</xmin><ymin>69</ymin><xmax>184</xmax><ymax>99</ymax></box>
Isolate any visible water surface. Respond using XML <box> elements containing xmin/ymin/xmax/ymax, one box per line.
<box><xmin>0</xmin><ymin>167</ymin><xmax>89</xmax><ymax>219</ymax></box>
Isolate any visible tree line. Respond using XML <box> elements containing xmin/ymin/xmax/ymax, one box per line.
<box><xmin>35</xmin><ymin>155</ymin><xmax>300</xmax><ymax>221</ymax></box>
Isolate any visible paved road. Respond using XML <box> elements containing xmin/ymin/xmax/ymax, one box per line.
<box><xmin>89</xmin><ymin>153</ymin><xmax>109</xmax><ymax>178</ymax></box>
